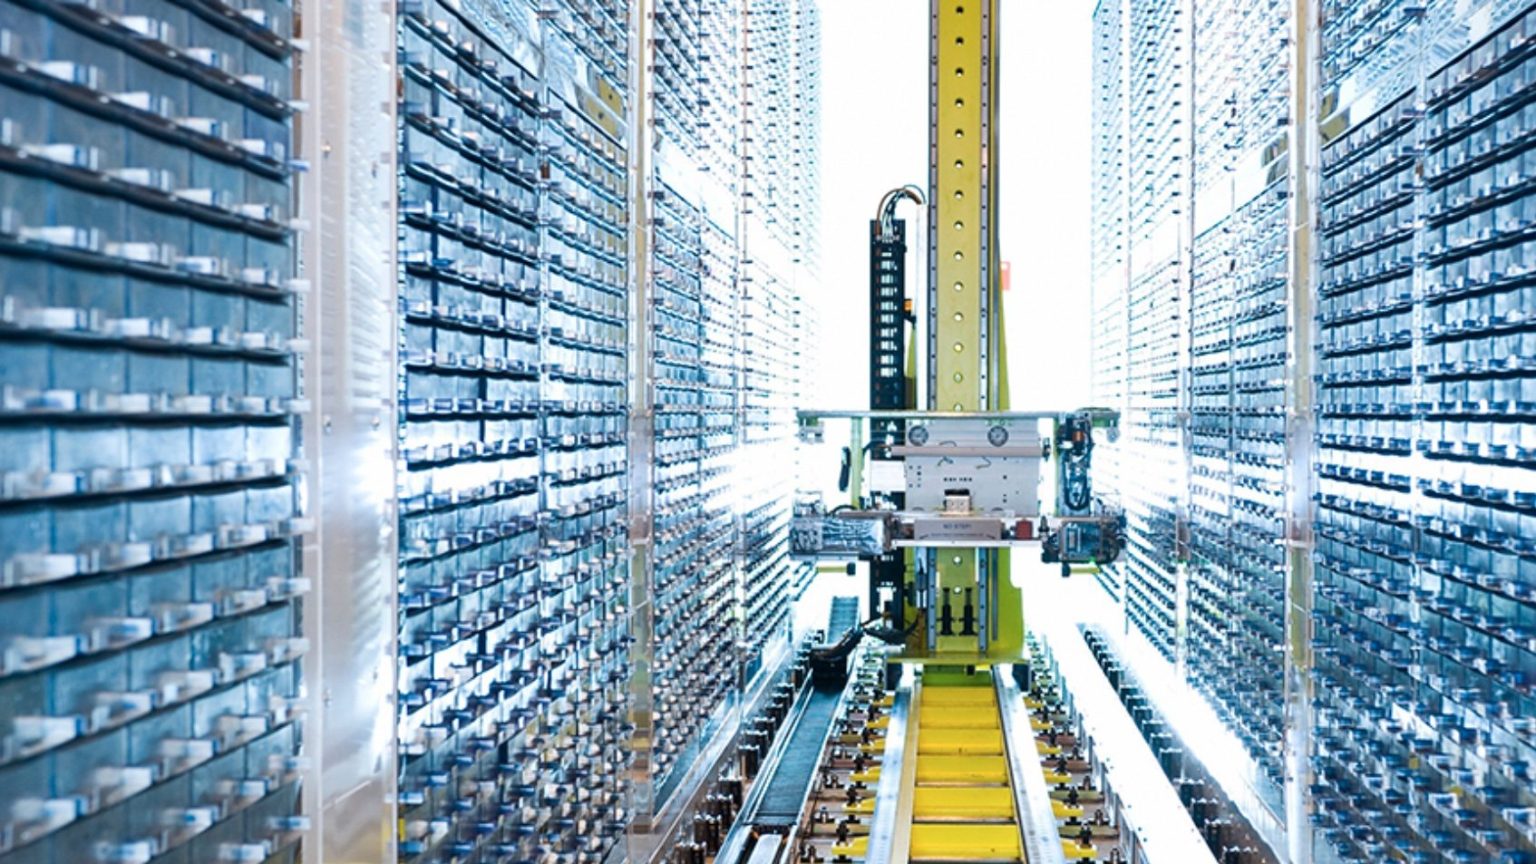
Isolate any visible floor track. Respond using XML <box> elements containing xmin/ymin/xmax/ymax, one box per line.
<box><xmin>810</xmin><ymin>655</ymin><xmax>1129</xmax><ymax>864</ymax></box>
<box><xmin>907</xmin><ymin>671</ymin><xmax>1025</xmax><ymax>862</ymax></box>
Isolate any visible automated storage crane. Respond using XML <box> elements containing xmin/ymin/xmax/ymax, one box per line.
<box><xmin>781</xmin><ymin>1</ymin><xmax>1126</xmax><ymax>860</ymax></box>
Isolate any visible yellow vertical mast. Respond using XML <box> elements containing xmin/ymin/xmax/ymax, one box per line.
<box><xmin>913</xmin><ymin>0</ymin><xmax>1021</xmax><ymax>664</ymax></box>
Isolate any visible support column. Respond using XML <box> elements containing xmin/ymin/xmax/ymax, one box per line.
<box><xmin>625</xmin><ymin>0</ymin><xmax>657</xmax><ymax>849</ymax></box>
<box><xmin>1283</xmin><ymin>0</ymin><xmax>1319</xmax><ymax>860</ymax></box>
<box><xmin>929</xmin><ymin>0</ymin><xmax>991</xmax><ymax>415</ymax></box>
<box><xmin>295</xmin><ymin>0</ymin><xmax>400</xmax><ymax>857</ymax></box>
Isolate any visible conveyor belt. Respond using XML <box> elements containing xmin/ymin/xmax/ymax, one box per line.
<box><xmin>838</xmin><ymin>667</ymin><xmax>1031</xmax><ymax>863</ymax></box>
<box><xmin>742</xmin><ymin>597</ymin><xmax>863</xmax><ymax>829</ymax></box>
<box><xmin>827</xmin><ymin>596</ymin><xmax>861</xmax><ymax>643</ymax></box>
<box><xmin>750</xmin><ymin>688</ymin><xmax>844</xmax><ymax>826</ymax></box>
<box><xmin>834</xmin><ymin>659</ymin><xmax>1125</xmax><ymax>864</ymax></box>
<box><xmin>906</xmin><ymin>669</ymin><xmax>1025</xmax><ymax>862</ymax></box>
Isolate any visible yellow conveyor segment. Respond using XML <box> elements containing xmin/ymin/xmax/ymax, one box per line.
<box><xmin>913</xmin><ymin>787</ymin><xmax>1014</xmax><ymax>820</ymax></box>
<box><xmin>916</xmin><ymin>755</ymin><xmax>1009</xmax><ymax>784</ymax></box>
<box><xmin>919</xmin><ymin>727</ymin><xmax>1005</xmax><ymax>756</ymax></box>
<box><xmin>907</xmin><ymin>672</ymin><xmax>1025</xmax><ymax>862</ymax></box>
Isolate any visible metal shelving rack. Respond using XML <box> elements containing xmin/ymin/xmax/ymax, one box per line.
<box><xmin>1091</xmin><ymin>0</ymin><xmax>1536</xmax><ymax>861</ymax></box>
<box><xmin>0</xmin><ymin>0</ymin><xmax>819</xmax><ymax>859</ymax></box>
<box><xmin>0</xmin><ymin>0</ymin><xmax>306</xmax><ymax>859</ymax></box>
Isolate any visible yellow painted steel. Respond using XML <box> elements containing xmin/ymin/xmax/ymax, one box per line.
<box><xmin>934</xmin><ymin>0</ymin><xmax>986</xmax><ymax>413</ymax></box>
<box><xmin>921</xmin><ymin>0</ymin><xmax>994</xmax><ymax>664</ymax></box>
<box><xmin>918</xmin><ymin>727</ymin><xmax>1003</xmax><ymax>756</ymax></box>
<box><xmin>1062</xmin><ymin>840</ymin><xmax>1099</xmax><ymax>860</ymax></box>
<box><xmin>875</xmin><ymin>0</ymin><xmax>1036</xmax><ymax>857</ymax></box>
<box><xmin>1050</xmin><ymin>801</ymin><xmax>1085</xmax><ymax>820</ymax></box>
<box><xmin>920</xmin><ymin>705</ymin><xmax>998</xmax><ymax>729</ymax></box>
<box><xmin>912</xmin><ymin>824</ymin><xmax>1024</xmax><ymax>859</ymax></box>
<box><xmin>914</xmin><ymin>787</ymin><xmax>1014</xmax><ymax>821</ymax></box>
<box><xmin>848</xmin><ymin>420</ymin><xmax>865</xmax><ymax>508</ymax></box>
<box><xmin>916</xmin><ymin>755</ymin><xmax>1009</xmax><ymax>784</ymax></box>
<box><xmin>846</xmin><ymin>797</ymin><xmax>877</xmax><ymax>817</ymax></box>
<box><xmin>986</xmin><ymin>258</ymin><xmax>1024</xmax><ymax>664</ymax></box>
<box><xmin>921</xmin><ymin>685</ymin><xmax>995</xmax><ymax>705</ymax></box>
<box><xmin>833</xmin><ymin>837</ymin><xmax>869</xmax><ymax>859</ymax></box>
<box><xmin>905</xmin><ymin>0</ymin><xmax>1024</xmax><ymax>668</ymax></box>
<box><xmin>904</xmin><ymin>671</ymin><xmax>1024</xmax><ymax>862</ymax></box>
